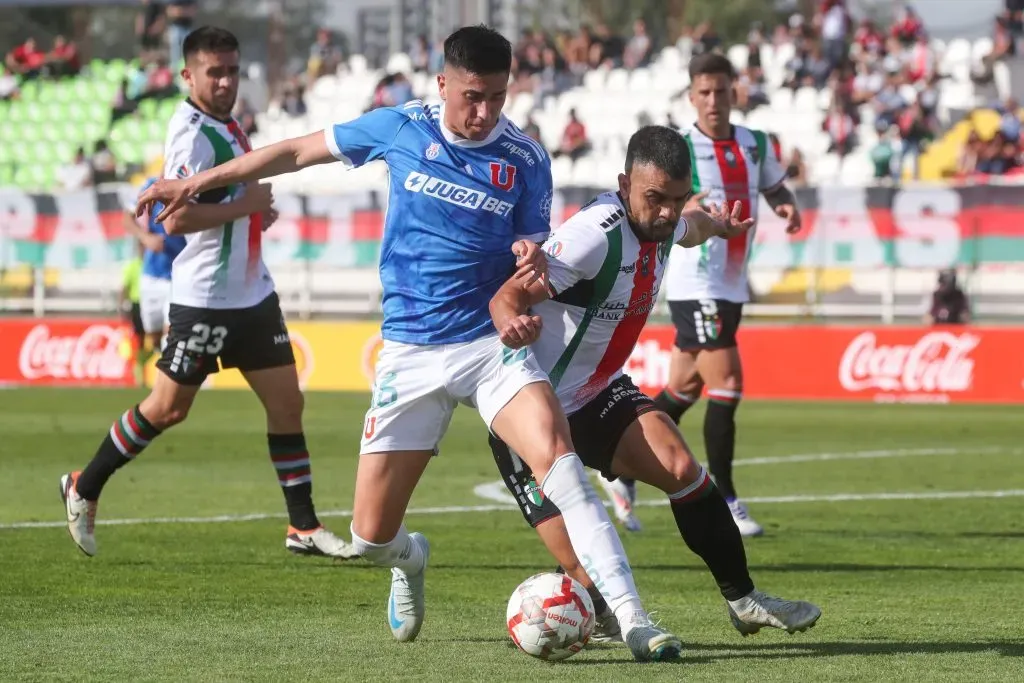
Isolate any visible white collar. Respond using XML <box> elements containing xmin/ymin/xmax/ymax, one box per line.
<box><xmin>439</xmin><ymin>103</ymin><xmax>509</xmax><ymax>148</ymax></box>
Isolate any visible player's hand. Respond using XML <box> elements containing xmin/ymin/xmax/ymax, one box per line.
<box><xmin>142</xmin><ymin>233</ymin><xmax>165</xmax><ymax>253</ymax></box>
<box><xmin>774</xmin><ymin>203</ymin><xmax>802</xmax><ymax>234</ymax></box>
<box><xmin>261</xmin><ymin>208</ymin><xmax>279</xmax><ymax>232</ymax></box>
<box><xmin>497</xmin><ymin>313</ymin><xmax>543</xmax><ymax>349</ymax></box>
<box><xmin>512</xmin><ymin>239</ymin><xmax>546</xmax><ymax>287</ymax></box>
<box><xmin>707</xmin><ymin>200</ymin><xmax>755</xmax><ymax>239</ymax></box>
<box><xmin>137</xmin><ymin>177</ymin><xmax>196</xmax><ymax>223</ymax></box>
<box><xmin>685</xmin><ymin>190</ymin><xmax>709</xmax><ymax>211</ymax></box>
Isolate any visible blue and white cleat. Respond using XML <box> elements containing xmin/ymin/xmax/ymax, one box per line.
<box><xmin>388</xmin><ymin>532</ymin><xmax>430</xmax><ymax>642</ymax></box>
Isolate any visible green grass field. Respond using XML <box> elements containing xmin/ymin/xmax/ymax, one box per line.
<box><xmin>1</xmin><ymin>388</ymin><xmax>1022</xmax><ymax>682</ymax></box>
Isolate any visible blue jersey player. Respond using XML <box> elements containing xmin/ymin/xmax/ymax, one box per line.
<box><xmin>122</xmin><ymin>176</ymin><xmax>188</xmax><ymax>354</ymax></box>
<box><xmin>138</xmin><ymin>25</ymin><xmax>681</xmax><ymax>661</ymax></box>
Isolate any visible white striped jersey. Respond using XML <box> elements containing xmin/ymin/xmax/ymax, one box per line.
<box><xmin>163</xmin><ymin>99</ymin><xmax>274</xmax><ymax>309</ymax></box>
<box><xmin>664</xmin><ymin>124</ymin><xmax>786</xmax><ymax>303</ymax></box>
<box><xmin>532</xmin><ymin>192</ymin><xmax>689</xmax><ymax>414</ymax></box>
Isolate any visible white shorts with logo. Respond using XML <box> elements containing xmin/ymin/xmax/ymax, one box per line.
<box><xmin>360</xmin><ymin>332</ymin><xmax>550</xmax><ymax>455</ymax></box>
<box><xmin>139</xmin><ymin>274</ymin><xmax>171</xmax><ymax>335</ymax></box>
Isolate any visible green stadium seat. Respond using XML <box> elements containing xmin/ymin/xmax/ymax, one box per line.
<box><xmin>19</xmin><ymin>79</ymin><xmax>40</xmax><ymax>101</ymax></box>
<box><xmin>10</xmin><ymin>143</ymin><xmax>32</xmax><ymax>165</ymax></box>
<box><xmin>104</xmin><ymin>59</ymin><xmax>128</xmax><ymax>83</ymax></box>
<box><xmin>53</xmin><ymin>141</ymin><xmax>76</xmax><ymax>164</ymax></box>
<box><xmin>0</xmin><ymin>146</ymin><xmax>13</xmax><ymax>165</ymax></box>
<box><xmin>7</xmin><ymin>100</ymin><xmax>26</xmax><ymax>123</ymax></box>
<box><xmin>0</xmin><ymin>164</ymin><xmax>14</xmax><ymax>185</ymax></box>
<box><xmin>137</xmin><ymin>98</ymin><xmax>158</xmax><ymax>119</ymax></box>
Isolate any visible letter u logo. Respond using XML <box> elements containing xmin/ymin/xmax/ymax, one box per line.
<box><xmin>489</xmin><ymin>162</ymin><xmax>517</xmax><ymax>191</ymax></box>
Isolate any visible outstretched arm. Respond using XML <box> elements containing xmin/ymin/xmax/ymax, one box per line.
<box><xmin>677</xmin><ymin>200</ymin><xmax>755</xmax><ymax>248</ymax></box>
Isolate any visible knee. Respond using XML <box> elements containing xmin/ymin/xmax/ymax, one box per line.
<box><xmin>662</xmin><ymin>444</ymin><xmax>703</xmax><ymax>490</ymax></box>
<box><xmin>714</xmin><ymin>373</ymin><xmax>743</xmax><ymax>395</ymax></box>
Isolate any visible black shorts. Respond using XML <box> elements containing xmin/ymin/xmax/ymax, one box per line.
<box><xmin>489</xmin><ymin>376</ymin><xmax>658</xmax><ymax>528</ymax></box>
<box><xmin>129</xmin><ymin>303</ymin><xmax>144</xmax><ymax>339</ymax></box>
<box><xmin>668</xmin><ymin>299</ymin><xmax>744</xmax><ymax>351</ymax></box>
<box><xmin>156</xmin><ymin>292</ymin><xmax>295</xmax><ymax>386</ymax></box>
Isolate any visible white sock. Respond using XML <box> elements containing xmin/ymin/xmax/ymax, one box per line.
<box><xmin>540</xmin><ymin>454</ymin><xmax>645</xmax><ymax>626</ymax></box>
<box><xmin>349</xmin><ymin>523</ymin><xmax>424</xmax><ymax>575</ymax></box>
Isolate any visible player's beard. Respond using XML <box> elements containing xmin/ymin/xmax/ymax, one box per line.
<box><xmin>630</xmin><ymin>214</ymin><xmax>675</xmax><ymax>243</ymax></box>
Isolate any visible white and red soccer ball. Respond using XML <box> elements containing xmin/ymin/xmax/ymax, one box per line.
<box><xmin>506</xmin><ymin>572</ymin><xmax>595</xmax><ymax>661</ymax></box>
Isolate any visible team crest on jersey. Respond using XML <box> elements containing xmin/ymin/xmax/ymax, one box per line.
<box><xmin>175</xmin><ymin>163</ymin><xmax>193</xmax><ymax>179</ymax></box>
<box><xmin>723</xmin><ymin>148</ymin><xmax>737</xmax><ymax>167</ymax></box>
<box><xmin>489</xmin><ymin>161</ymin><xmax>517</xmax><ymax>191</ymax></box>
<box><xmin>425</xmin><ymin>142</ymin><xmax>441</xmax><ymax>160</ymax></box>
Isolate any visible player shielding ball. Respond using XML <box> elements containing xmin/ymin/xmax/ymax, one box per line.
<box><xmin>137</xmin><ymin>25</ymin><xmax>682</xmax><ymax>661</ymax></box>
<box><xmin>488</xmin><ymin>125</ymin><xmax>821</xmax><ymax>640</ymax></box>
<box><xmin>59</xmin><ymin>27</ymin><xmax>356</xmax><ymax>560</ymax></box>
<box><xmin>613</xmin><ymin>53</ymin><xmax>805</xmax><ymax>537</ymax></box>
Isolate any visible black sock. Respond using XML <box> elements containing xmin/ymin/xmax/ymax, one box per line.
<box><xmin>669</xmin><ymin>471</ymin><xmax>754</xmax><ymax>601</ymax></box>
<box><xmin>554</xmin><ymin>565</ymin><xmax>609</xmax><ymax>615</ymax></box>
<box><xmin>704</xmin><ymin>391</ymin><xmax>741</xmax><ymax>500</ymax></box>
<box><xmin>653</xmin><ymin>388</ymin><xmax>697</xmax><ymax>425</ymax></box>
<box><xmin>76</xmin><ymin>405</ymin><xmax>161</xmax><ymax>501</ymax></box>
<box><xmin>269</xmin><ymin>433</ymin><xmax>320</xmax><ymax>531</ymax></box>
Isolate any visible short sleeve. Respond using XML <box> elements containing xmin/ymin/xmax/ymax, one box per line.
<box><xmin>544</xmin><ymin>220</ymin><xmax>609</xmax><ymax>297</ymax></box>
<box><xmin>324</xmin><ymin>107</ymin><xmax>408</xmax><ymax>168</ymax></box>
<box><xmin>512</xmin><ymin>154</ymin><xmax>554</xmax><ymax>244</ymax></box>
<box><xmin>163</xmin><ymin>130</ymin><xmax>225</xmax><ymax>204</ymax></box>
<box><xmin>755</xmin><ymin>130</ymin><xmax>787</xmax><ymax>192</ymax></box>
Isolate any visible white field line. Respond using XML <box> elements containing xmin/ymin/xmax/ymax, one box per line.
<box><xmin>2</xmin><ymin>448</ymin><xmax>1019</xmax><ymax>531</ymax></box>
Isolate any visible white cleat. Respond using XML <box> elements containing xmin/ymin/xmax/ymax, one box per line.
<box><xmin>728</xmin><ymin>499</ymin><xmax>764</xmax><ymax>537</ymax></box>
<box><xmin>623</xmin><ymin>611</ymin><xmax>682</xmax><ymax>662</ymax></box>
<box><xmin>388</xmin><ymin>532</ymin><xmax>430</xmax><ymax>642</ymax></box>
<box><xmin>597</xmin><ymin>475</ymin><xmax>642</xmax><ymax>532</ymax></box>
<box><xmin>59</xmin><ymin>472</ymin><xmax>96</xmax><ymax>557</ymax></box>
<box><xmin>727</xmin><ymin>590</ymin><xmax>822</xmax><ymax>636</ymax></box>
<box><xmin>285</xmin><ymin>526</ymin><xmax>361</xmax><ymax>559</ymax></box>
<box><xmin>588</xmin><ymin>606</ymin><xmax>623</xmax><ymax>644</ymax></box>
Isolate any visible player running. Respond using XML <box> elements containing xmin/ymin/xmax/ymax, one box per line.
<box><xmin>621</xmin><ymin>52</ymin><xmax>804</xmax><ymax>537</ymax></box>
<box><xmin>59</xmin><ymin>27</ymin><xmax>356</xmax><ymax>560</ymax></box>
<box><xmin>489</xmin><ymin>125</ymin><xmax>822</xmax><ymax>641</ymax></box>
<box><xmin>121</xmin><ymin>175</ymin><xmax>187</xmax><ymax>371</ymax></box>
<box><xmin>136</xmin><ymin>25</ymin><xmax>681</xmax><ymax>661</ymax></box>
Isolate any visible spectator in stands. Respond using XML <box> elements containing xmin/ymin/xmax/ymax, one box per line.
<box><xmin>92</xmin><ymin>141</ymin><xmax>118</xmax><ymax>184</ymax></box>
<box><xmin>165</xmin><ymin>0</ymin><xmax>197</xmax><ymax>68</ymax></box>
<box><xmin>957</xmin><ymin>130</ymin><xmax>983</xmax><ymax>176</ymax></box>
<box><xmin>56</xmin><ymin>148</ymin><xmax>94</xmax><ymax>191</ymax></box>
<box><xmin>851</xmin><ymin>58</ymin><xmax>884</xmax><ymax>106</ymax></box>
<box><xmin>736</xmin><ymin>66</ymin><xmax>769</xmax><ymax>113</ymax></box>
<box><xmin>522</xmin><ymin>113</ymin><xmax>543</xmax><ymax>147</ymax></box>
<box><xmin>784</xmin><ymin>147</ymin><xmax>810</xmax><ymax>187</ymax></box>
<box><xmin>143</xmin><ymin>55</ymin><xmax>178</xmax><ymax>99</ymax></box>
<box><xmin>897</xmin><ymin>99</ymin><xmax>938</xmax><ymax>179</ymax></box>
<box><xmin>233</xmin><ymin>97</ymin><xmax>258</xmax><ymax>137</ymax></box>
<box><xmin>973</xmin><ymin>12</ymin><xmax>1017</xmax><ymax>85</ymax></box>
<box><xmin>533</xmin><ymin>47</ymin><xmax>566</xmax><ymax>109</ymax></box>
<box><xmin>137</xmin><ymin>0</ymin><xmax>166</xmax><ymax>54</ymax></box>
<box><xmin>665</xmin><ymin>112</ymin><xmax>680</xmax><ymax>131</ymax></box>
<box><xmin>784</xmin><ymin>40</ymin><xmax>830</xmax><ymax>89</ymax></box>
<box><xmin>853</xmin><ymin>18</ymin><xmax>885</xmax><ymax>59</ymax></box>
<box><xmin>409</xmin><ymin>34</ymin><xmax>435</xmax><ymax>74</ymax></box>
<box><xmin>553</xmin><ymin>108</ymin><xmax>591</xmax><ymax>162</ymax></box>
<box><xmin>871</xmin><ymin>68</ymin><xmax>907</xmax><ymax>133</ymax></box>
<box><xmin>564</xmin><ymin>26</ymin><xmax>592</xmax><ymax>75</ymax></box>
<box><xmin>975</xmin><ymin>131</ymin><xmax>1019</xmax><ymax>175</ymax></box>
<box><xmin>0</xmin><ymin>69</ymin><xmax>19</xmax><ymax>100</ymax></box>
<box><xmin>5</xmin><ymin>38</ymin><xmax>46</xmax><ymax>79</ymax></box>
<box><xmin>905</xmin><ymin>33</ymin><xmax>935</xmax><ymax>84</ymax></box>
<box><xmin>747</xmin><ymin>22</ymin><xmax>765</xmax><ymax>70</ymax></box>
<box><xmin>817</xmin><ymin>0</ymin><xmax>850</xmax><ymax>72</ymax></box>
<box><xmin>622</xmin><ymin>19</ymin><xmax>652</xmax><ymax>70</ymax></box>
<box><xmin>281</xmin><ymin>78</ymin><xmax>307</xmax><ymax>117</ymax></box>
<box><xmin>308</xmin><ymin>28</ymin><xmax>343</xmax><ymax>81</ymax></box>
<box><xmin>48</xmin><ymin>36</ymin><xmax>81</xmax><ymax>77</ymax></box>
<box><xmin>823</xmin><ymin>95</ymin><xmax>856</xmax><ymax>159</ymax></box>
<box><xmin>924</xmin><ymin>269</ymin><xmax>970</xmax><ymax>325</ymax></box>
<box><xmin>588</xmin><ymin>23</ymin><xmax>622</xmax><ymax>68</ymax></box>
<box><xmin>870</xmin><ymin>127</ymin><xmax>898</xmax><ymax>184</ymax></box>
<box><xmin>891</xmin><ymin>4</ymin><xmax>925</xmax><ymax>46</ymax></box>
<box><xmin>110</xmin><ymin>77</ymin><xmax>137</xmax><ymax>123</ymax></box>
<box><xmin>998</xmin><ymin>97</ymin><xmax>1021</xmax><ymax>142</ymax></box>
<box><xmin>691</xmin><ymin>21</ymin><xmax>722</xmax><ymax>56</ymax></box>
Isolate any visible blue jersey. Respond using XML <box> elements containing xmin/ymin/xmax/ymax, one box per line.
<box><xmin>326</xmin><ymin>101</ymin><xmax>553</xmax><ymax>345</ymax></box>
<box><xmin>137</xmin><ymin>177</ymin><xmax>186</xmax><ymax>281</ymax></box>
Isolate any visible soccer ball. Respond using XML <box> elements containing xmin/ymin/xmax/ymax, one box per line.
<box><xmin>506</xmin><ymin>572</ymin><xmax>595</xmax><ymax>661</ymax></box>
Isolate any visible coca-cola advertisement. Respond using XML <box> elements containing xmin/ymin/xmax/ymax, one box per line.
<box><xmin>0</xmin><ymin>319</ymin><xmax>134</xmax><ymax>387</ymax></box>
<box><xmin>623</xmin><ymin>325</ymin><xmax>1024</xmax><ymax>404</ymax></box>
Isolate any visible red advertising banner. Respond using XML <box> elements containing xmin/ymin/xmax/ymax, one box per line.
<box><xmin>2</xmin><ymin>318</ymin><xmax>1023</xmax><ymax>403</ymax></box>
<box><xmin>626</xmin><ymin>325</ymin><xmax>1024</xmax><ymax>404</ymax></box>
<box><xmin>0</xmin><ymin>319</ymin><xmax>135</xmax><ymax>387</ymax></box>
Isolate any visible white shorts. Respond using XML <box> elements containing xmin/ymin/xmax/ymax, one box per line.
<box><xmin>139</xmin><ymin>275</ymin><xmax>171</xmax><ymax>335</ymax></box>
<box><xmin>360</xmin><ymin>333</ymin><xmax>550</xmax><ymax>455</ymax></box>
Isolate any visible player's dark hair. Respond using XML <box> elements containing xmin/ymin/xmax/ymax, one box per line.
<box><xmin>688</xmin><ymin>52</ymin><xmax>736</xmax><ymax>81</ymax></box>
<box><xmin>625</xmin><ymin>125</ymin><xmax>691</xmax><ymax>180</ymax></box>
<box><xmin>444</xmin><ymin>25</ymin><xmax>512</xmax><ymax>75</ymax></box>
<box><xmin>183</xmin><ymin>26</ymin><xmax>240</xmax><ymax>62</ymax></box>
